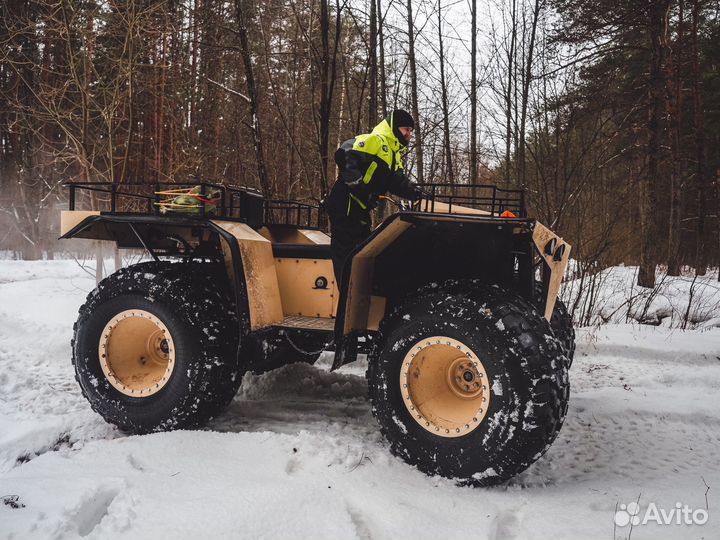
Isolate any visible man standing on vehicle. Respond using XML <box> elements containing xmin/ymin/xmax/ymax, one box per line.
<box><xmin>326</xmin><ymin>109</ymin><xmax>422</xmax><ymax>285</ymax></box>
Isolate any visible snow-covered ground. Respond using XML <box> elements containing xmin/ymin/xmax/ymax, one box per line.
<box><xmin>1</xmin><ymin>260</ymin><xmax>719</xmax><ymax>540</ymax></box>
<box><xmin>562</xmin><ymin>264</ymin><xmax>720</xmax><ymax>328</ymax></box>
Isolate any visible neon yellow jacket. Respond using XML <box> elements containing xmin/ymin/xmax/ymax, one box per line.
<box><xmin>328</xmin><ymin>118</ymin><xmax>419</xmax><ymax>220</ymax></box>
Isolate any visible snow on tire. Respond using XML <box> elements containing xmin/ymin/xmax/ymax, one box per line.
<box><xmin>72</xmin><ymin>261</ymin><xmax>241</xmax><ymax>434</ymax></box>
<box><xmin>534</xmin><ymin>281</ymin><xmax>576</xmax><ymax>367</ymax></box>
<box><xmin>367</xmin><ymin>281</ymin><xmax>570</xmax><ymax>486</ymax></box>
<box><xmin>548</xmin><ymin>297</ymin><xmax>575</xmax><ymax>367</ymax></box>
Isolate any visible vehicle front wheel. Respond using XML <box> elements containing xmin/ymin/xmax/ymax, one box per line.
<box><xmin>534</xmin><ymin>281</ymin><xmax>575</xmax><ymax>367</ymax></box>
<box><xmin>367</xmin><ymin>281</ymin><xmax>570</xmax><ymax>486</ymax></box>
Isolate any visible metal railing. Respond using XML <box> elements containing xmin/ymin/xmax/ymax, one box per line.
<box><xmin>263</xmin><ymin>199</ymin><xmax>321</xmax><ymax>229</ymax></box>
<box><xmin>63</xmin><ymin>181</ymin><xmax>321</xmax><ymax>228</ymax></box>
<box><xmin>64</xmin><ymin>181</ymin><xmax>524</xmax><ymax>228</ymax></box>
<box><xmin>64</xmin><ymin>181</ymin><xmax>251</xmax><ymax>217</ymax></box>
<box><xmin>415</xmin><ymin>183</ymin><xmax>526</xmax><ymax>217</ymax></box>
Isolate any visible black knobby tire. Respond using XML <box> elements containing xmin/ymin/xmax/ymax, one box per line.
<box><xmin>72</xmin><ymin>261</ymin><xmax>242</xmax><ymax>433</ymax></box>
<box><xmin>367</xmin><ymin>281</ymin><xmax>570</xmax><ymax>486</ymax></box>
<box><xmin>534</xmin><ymin>282</ymin><xmax>576</xmax><ymax>367</ymax></box>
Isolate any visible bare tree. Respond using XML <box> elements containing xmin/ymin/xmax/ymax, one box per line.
<box><xmin>368</xmin><ymin>0</ymin><xmax>378</xmax><ymax>127</ymax></box>
<box><xmin>639</xmin><ymin>0</ymin><xmax>672</xmax><ymax>288</ymax></box>
<box><xmin>436</xmin><ymin>0</ymin><xmax>453</xmax><ymax>183</ymax></box>
<box><xmin>234</xmin><ymin>0</ymin><xmax>271</xmax><ymax>196</ymax></box>
<box><xmin>377</xmin><ymin>0</ymin><xmax>389</xmax><ymax>118</ymax></box>
<box><xmin>665</xmin><ymin>0</ymin><xmax>683</xmax><ymax>276</ymax></box>
<box><xmin>517</xmin><ymin>0</ymin><xmax>544</xmax><ymax>188</ymax></box>
<box><xmin>691</xmin><ymin>0</ymin><xmax>708</xmax><ymax>276</ymax></box>
<box><xmin>504</xmin><ymin>0</ymin><xmax>518</xmax><ymax>185</ymax></box>
<box><xmin>319</xmin><ymin>0</ymin><xmax>344</xmax><ymax>195</ymax></box>
<box><xmin>469</xmin><ymin>0</ymin><xmax>478</xmax><ymax>183</ymax></box>
<box><xmin>406</xmin><ymin>0</ymin><xmax>424</xmax><ymax>183</ymax></box>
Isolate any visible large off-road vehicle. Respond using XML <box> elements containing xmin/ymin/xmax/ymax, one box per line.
<box><xmin>61</xmin><ymin>181</ymin><xmax>573</xmax><ymax>486</ymax></box>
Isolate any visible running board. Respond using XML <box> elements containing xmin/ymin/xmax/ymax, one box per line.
<box><xmin>275</xmin><ymin>316</ymin><xmax>335</xmax><ymax>332</ymax></box>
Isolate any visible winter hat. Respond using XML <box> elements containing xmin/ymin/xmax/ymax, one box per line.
<box><xmin>389</xmin><ymin>109</ymin><xmax>414</xmax><ymax>146</ymax></box>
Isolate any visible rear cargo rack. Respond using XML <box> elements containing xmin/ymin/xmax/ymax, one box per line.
<box><xmin>63</xmin><ymin>181</ymin><xmax>322</xmax><ymax>229</ymax></box>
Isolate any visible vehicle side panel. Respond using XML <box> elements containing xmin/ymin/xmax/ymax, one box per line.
<box><xmin>213</xmin><ymin>221</ymin><xmax>284</xmax><ymax>330</ymax></box>
<box><xmin>274</xmin><ymin>257</ymin><xmax>338</xmax><ymax>318</ymax></box>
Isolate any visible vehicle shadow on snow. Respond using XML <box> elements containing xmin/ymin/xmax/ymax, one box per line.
<box><xmin>207</xmin><ymin>360</ymin><xmax>379</xmax><ymax>438</ymax></box>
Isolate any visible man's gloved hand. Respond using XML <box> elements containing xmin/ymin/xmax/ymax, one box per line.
<box><xmin>413</xmin><ymin>187</ymin><xmax>431</xmax><ymax>204</ymax></box>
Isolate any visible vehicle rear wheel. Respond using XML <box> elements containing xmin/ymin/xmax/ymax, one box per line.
<box><xmin>72</xmin><ymin>261</ymin><xmax>242</xmax><ymax>434</ymax></box>
<box><xmin>368</xmin><ymin>281</ymin><xmax>570</xmax><ymax>486</ymax></box>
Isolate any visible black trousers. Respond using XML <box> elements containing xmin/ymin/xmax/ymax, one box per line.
<box><xmin>329</xmin><ymin>214</ymin><xmax>371</xmax><ymax>287</ymax></box>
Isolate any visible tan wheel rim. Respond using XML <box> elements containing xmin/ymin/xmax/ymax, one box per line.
<box><xmin>98</xmin><ymin>309</ymin><xmax>176</xmax><ymax>397</ymax></box>
<box><xmin>400</xmin><ymin>336</ymin><xmax>490</xmax><ymax>438</ymax></box>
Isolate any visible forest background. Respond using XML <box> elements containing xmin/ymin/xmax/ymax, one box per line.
<box><xmin>1</xmin><ymin>0</ymin><xmax>718</xmax><ymax>295</ymax></box>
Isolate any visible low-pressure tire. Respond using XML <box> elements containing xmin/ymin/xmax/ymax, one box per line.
<box><xmin>534</xmin><ymin>282</ymin><xmax>575</xmax><ymax>367</ymax></box>
<box><xmin>368</xmin><ymin>281</ymin><xmax>570</xmax><ymax>486</ymax></box>
<box><xmin>72</xmin><ymin>261</ymin><xmax>242</xmax><ymax>434</ymax></box>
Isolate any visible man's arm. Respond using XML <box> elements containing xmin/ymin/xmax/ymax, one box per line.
<box><xmin>387</xmin><ymin>169</ymin><xmax>422</xmax><ymax>200</ymax></box>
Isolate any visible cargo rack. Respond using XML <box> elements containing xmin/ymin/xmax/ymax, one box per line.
<box><xmin>63</xmin><ymin>181</ymin><xmax>322</xmax><ymax>229</ymax></box>
<box><xmin>63</xmin><ymin>180</ymin><xmax>526</xmax><ymax>229</ymax></box>
<box><xmin>415</xmin><ymin>183</ymin><xmax>526</xmax><ymax>217</ymax></box>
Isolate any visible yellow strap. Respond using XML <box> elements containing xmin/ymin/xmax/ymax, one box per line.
<box><xmin>154</xmin><ymin>189</ymin><xmax>194</xmax><ymax>196</ymax></box>
<box><xmin>349</xmin><ymin>193</ymin><xmax>367</xmax><ymax>210</ymax></box>
<box><xmin>154</xmin><ymin>202</ymin><xmax>203</xmax><ymax>208</ymax></box>
<box><xmin>363</xmin><ymin>161</ymin><xmax>378</xmax><ymax>184</ymax></box>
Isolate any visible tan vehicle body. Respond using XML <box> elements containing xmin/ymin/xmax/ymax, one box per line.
<box><xmin>61</xmin><ymin>203</ymin><xmax>570</xmax><ymax>337</ymax></box>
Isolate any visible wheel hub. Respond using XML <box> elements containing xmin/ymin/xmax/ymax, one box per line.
<box><xmin>98</xmin><ymin>309</ymin><xmax>175</xmax><ymax>397</ymax></box>
<box><xmin>400</xmin><ymin>336</ymin><xmax>490</xmax><ymax>438</ymax></box>
<box><xmin>446</xmin><ymin>356</ymin><xmax>484</xmax><ymax>399</ymax></box>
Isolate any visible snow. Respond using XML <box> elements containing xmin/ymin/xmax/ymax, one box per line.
<box><xmin>390</xmin><ymin>413</ymin><xmax>408</xmax><ymax>434</ymax></box>
<box><xmin>563</xmin><ymin>265</ymin><xmax>720</xmax><ymax>328</ymax></box>
<box><xmin>1</xmin><ymin>260</ymin><xmax>720</xmax><ymax>539</ymax></box>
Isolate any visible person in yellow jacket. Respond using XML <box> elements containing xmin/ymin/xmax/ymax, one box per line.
<box><xmin>326</xmin><ymin>109</ymin><xmax>422</xmax><ymax>284</ymax></box>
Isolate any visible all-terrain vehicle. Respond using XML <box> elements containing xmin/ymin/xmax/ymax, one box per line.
<box><xmin>61</xmin><ymin>181</ymin><xmax>574</xmax><ymax>486</ymax></box>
